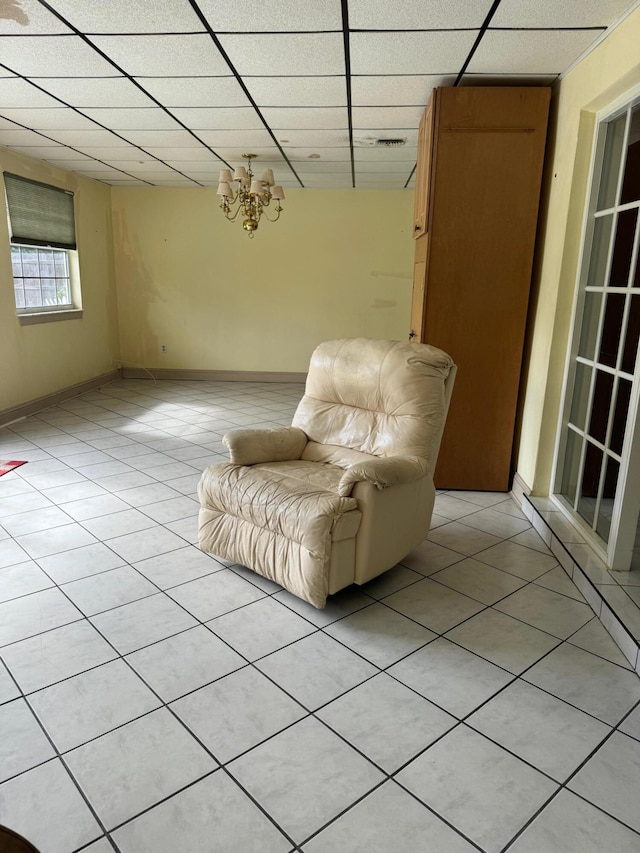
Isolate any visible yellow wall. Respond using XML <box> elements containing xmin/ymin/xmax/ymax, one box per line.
<box><xmin>516</xmin><ymin>6</ymin><xmax>640</xmax><ymax>493</ymax></box>
<box><xmin>111</xmin><ymin>188</ymin><xmax>414</xmax><ymax>372</ymax></box>
<box><xmin>0</xmin><ymin>148</ymin><xmax>119</xmax><ymax>412</ymax></box>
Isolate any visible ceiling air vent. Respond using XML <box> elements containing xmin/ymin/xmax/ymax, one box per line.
<box><xmin>374</xmin><ymin>138</ymin><xmax>406</xmax><ymax>147</ymax></box>
<box><xmin>353</xmin><ymin>135</ymin><xmax>407</xmax><ymax>147</ymax></box>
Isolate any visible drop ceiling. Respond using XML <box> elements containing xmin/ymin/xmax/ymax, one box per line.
<box><xmin>0</xmin><ymin>0</ymin><xmax>637</xmax><ymax>190</ymax></box>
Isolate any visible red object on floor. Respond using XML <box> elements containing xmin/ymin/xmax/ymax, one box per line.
<box><xmin>0</xmin><ymin>461</ymin><xmax>26</xmax><ymax>477</ymax></box>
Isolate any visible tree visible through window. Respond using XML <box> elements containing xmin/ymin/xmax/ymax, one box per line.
<box><xmin>11</xmin><ymin>245</ymin><xmax>72</xmax><ymax>310</ymax></box>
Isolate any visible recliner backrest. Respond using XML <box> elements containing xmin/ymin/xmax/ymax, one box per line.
<box><xmin>292</xmin><ymin>338</ymin><xmax>455</xmax><ymax>465</ymax></box>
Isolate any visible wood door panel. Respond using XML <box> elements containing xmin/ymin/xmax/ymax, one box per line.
<box><xmin>411</xmin><ymin>87</ymin><xmax>550</xmax><ymax>490</ymax></box>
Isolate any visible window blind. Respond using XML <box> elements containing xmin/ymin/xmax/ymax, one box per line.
<box><xmin>4</xmin><ymin>172</ymin><xmax>76</xmax><ymax>250</ymax></box>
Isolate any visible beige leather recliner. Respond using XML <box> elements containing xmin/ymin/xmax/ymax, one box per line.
<box><xmin>198</xmin><ymin>338</ymin><xmax>456</xmax><ymax>608</ymax></box>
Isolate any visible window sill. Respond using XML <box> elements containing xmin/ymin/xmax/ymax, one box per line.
<box><xmin>18</xmin><ymin>309</ymin><xmax>83</xmax><ymax>326</ymax></box>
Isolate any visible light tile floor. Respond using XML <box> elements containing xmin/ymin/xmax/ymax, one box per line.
<box><xmin>1</xmin><ymin>379</ymin><xmax>640</xmax><ymax>853</ymax></box>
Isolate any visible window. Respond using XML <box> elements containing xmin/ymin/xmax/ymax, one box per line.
<box><xmin>12</xmin><ymin>245</ymin><xmax>72</xmax><ymax>310</ymax></box>
<box><xmin>4</xmin><ymin>172</ymin><xmax>81</xmax><ymax>322</ymax></box>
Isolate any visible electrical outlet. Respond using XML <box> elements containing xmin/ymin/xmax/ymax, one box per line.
<box><xmin>161</xmin><ymin>344</ymin><xmax>167</xmax><ymax>353</ymax></box>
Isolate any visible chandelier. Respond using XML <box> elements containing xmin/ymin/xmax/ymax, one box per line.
<box><xmin>216</xmin><ymin>154</ymin><xmax>285</xmax><ymax>238</ymax></box>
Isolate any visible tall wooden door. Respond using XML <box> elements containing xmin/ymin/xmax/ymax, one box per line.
<box><xmin>410</xmin><ymin>87</ymin><xmax>550</xmax><ymax>490</ymax></box>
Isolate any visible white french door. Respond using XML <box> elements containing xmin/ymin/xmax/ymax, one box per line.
<box><xmin>554</xmin><ymin>95</ymin><xmax>640</xmax><ymax>571</ymax></box>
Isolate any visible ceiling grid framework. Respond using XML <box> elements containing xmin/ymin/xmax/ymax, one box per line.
<box><xmin>0</xmin><ymin>0</ymin><xmax>638</xmax><ymax>190</ymax></box>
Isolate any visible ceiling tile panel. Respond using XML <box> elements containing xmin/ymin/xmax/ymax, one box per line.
<box><xmin>106</xmin><ymin>179</ymin><xmax>148</xmax><ymax>185</ymax></box>
<box><xmin>259</xmin><ymin>107</ymin><xmax>348</xmax><ymax>129</ymax></box>
<box><xmin>80</xmin><ymin>169</ymin><xmax>141</xmax><ymax>183</ymax></box>
<box><xmin>136</xmin><ymin>77</ymin><xmax>249</xmax><ymax>108</ymax></box>
<box><xmin>218</xmin><ymin>33</ymin><xmax>345</xmax><ymax>75</ymax></box>
<box><xmin>298</xmin><ymin>171</ymin><xmax>353</xmax><ymax>179</ymax></box>
<box><xmin>42</xmin><ymin>129</ymin><xmax>141</xmax><ymax>146</ymax></box>
<box><xmin>78</xmin><ymin>108</ymin><xmax>183</xmax><ymax>131</ymax></box>
<box><xmin>34</xmin><ymin>77</ymin><xmax>157</xmax><ymax>108</ymax></box>
<box><xmin>0</xmin><ymin>128</ymin><xmax>60</xmax><ymax>145</ymax></box>
<box><xmin>0</xmin><ymin>35</ymin><xmax>121</xmax><ymax>76</ymax></box>
<box><xmin>0</xmin><ymin>108</ymin><xmax>101</xmax><ymax>130</ymax></box>
<box><xmin>117</xmin><ymin>131</ymin><xmax>206</xmax><ymax>148</ymax></box>
<box><xmin>356</xmin><ymin>175</ymin><xmax>409</xmax><ymax>190</ymax></box>
<box><xmin>142</xmin><ymin>178</ymin><xmax>201</xmax><ymax>185</ymax></box>
<box><xmin>491</xmin><ymin>0</ymin><xmax>635</xmax><ymax>28</ymax></box>
<box><xmin>0</xmin><ymin>0</ymin><xmax>71</xmax><ymax>34</ymax></box>
<box><xmin>44</xmin><ymin>158</ymin><xmax>106</xmax><ymax>170</ymax></box>
<box><xmin>71</xmin><ymin>146</ymin><xmax>149</xmax><ymax>160</ymax></box>
<box><xmin>180</xmin><ymin>173</ymin><xmax>231</xmax><ymax>183</ymax></box>
<box><xmin>301</xmin><ymin>178</ymin><xmax>353</xmax><ymax>188</ymax></box>
<box><xmin>290</xmin><ymin>161</ymin><xmax>352</xmax><ymax>173</ymax></box>
<box><xmin>355</xmin><ymin>160</ymin><xmax>416</xmax><ymax>172</ymax></box>
<box><xmin>354</xmin><ymin>146</ymin><xmax>418</xmax><ymax>161</ymax></box>
<box><xmin>350</xmin><ymin>31</ymin><xmax>478</xmax><ymax>74</ymax></box>
<box><xmin>164</xmin><ymin>160</ymin><xmax>237</xmax><ymax>173</ymax></box>
<box><xmin>77</xmin><ymin>107</ymin><xmax>180</xmax><ymax>131</ymax></box>
<box><xmin>89</xmin><ymin>35</ymin><xmax>230</xmax><ymax>76</ymax></box>
<box><xmin>101</xmin><ymin>161</ymin><xmax>184</xmax><ymax>174</ymax></box>
<box><xmin>286</xmin><ymin>147</ymin><xmax>351</xmax><ymax>161</ymax></box>
<box><xmin>278</xmin><ymin>129</ymin><xmax>350</xmax><ymax>146</ymax></box>
<box><xmin>48</xmin><ymin>0</ymin><xmax>206</xmax><ymax>34</ymax></box>
<box><xmin>0</xmin><ymin>78</ymin><xmax>64</xmax><ymax>108</ymax></box>
<box><xmin>348</xmin><ymin>0</ymin><xmax>492</xmax><ymax>29</ymax></box>
<box><xmin>211</xmin><ymin>146</ymin><xmax>282</xmax><ymax>160</ymax></box>
<box><xmin>141</xmin><ymin>147</ymin><xmax>223</xmax><ymax>162</ymax></box>
<box><xmin>168</xmin><ymin>107</ymin><xmax>264</xmax><ymax>130</ymax></box>
<box><xmin>244</xmin><ymin>76</ymin><xmax>347</xmax><ymax>107</ymax></box>
<box><xmin>468</xmin><ymin>29</ymin><xmax>605</xmax><ymax>74</ymax></box>
<box><xmin>197</xmin><ymin>0</ymin><xmax>342</xmax><ymax>32</ymax></box>
<box><xmin>8</xmin><ymin>148</ymin><xmax>92</xmax><ymax>162</ymax></box>
<box><xmin>194</xmin><ymin>129</ymin><xmax>274</xmax><ymax>147</ymax></box>
<box><xmin>351</xmin><ymin>75</ymin><xmax>454</xmax><ymax>106</ymax></box>
<box><xmin>352</xmin><ymin>106</ymin><xmax>425</xmax><ymax>128</ymax></box>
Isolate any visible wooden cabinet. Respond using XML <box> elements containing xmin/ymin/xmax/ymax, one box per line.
<box><xmin>411</xmin><ymin>86</ymin><xmax>550</xmax><ymax>491</ymax></box>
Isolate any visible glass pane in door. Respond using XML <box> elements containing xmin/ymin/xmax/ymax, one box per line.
<box><xmin>598</xmin><ymin>293</ymin><xmax>625</xmax><ymax>367</ymax></box>
<box><xmin>610</xmin><ymin>378</ymin><xmax>632</xmax><ymax>455</ymax></box>
<box><xmin>587</xmin><ymin>370</ymin><xmax>614</xmax><ymax>444</ymax></box>
<box><xmin>608</xmin><ymin>209</ymin><xmax>637</xmax><ymax>287</ymax></box>
<box><xmin>597</xmin><ymin>113</ymin><xmax>626</xmax><ymax>210</ymax></box>
<box><xmin>587</xmin><ymin>216</ymin><xmax>613</xmax><ymax>287</ymax></box>
<box><xmin>578</xmin><ymin>291</ymin><xmax>603</xmax><ymax>359</ymax></box>
<box><xmin>620</xmin><ymin>106</ymin><xmax>640</xmax><ymax>204</ymax></box>
<box><xmin>577</xmin><ymin>442</ymin><xmax>603</xmax><ymax>526</ymax></box>
<box><xmin>560</xmin><ymin>428</ymin><xmax>582</xmax><ymax>505</ymax></box>
<box><xmin>596</xmin><ymin>456</ymin><xmax>619</xmax><ymax>542</ymax></box>
<box><xmin>622</xmin><ymin>294</ymin><xmax>640</xmax><ymax>373</ymax></box>
<box><xmin>570</xmin><ymin>362</ymin><xmax>592</xmax><ymax>430</ymax></box>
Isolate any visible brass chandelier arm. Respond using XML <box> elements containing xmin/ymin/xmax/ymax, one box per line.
<box><xmin>261</xmin><ymin>204</ymin><xmax>283</xmax><ymax>223</ymax></box>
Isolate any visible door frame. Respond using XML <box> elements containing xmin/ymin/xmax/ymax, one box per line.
<box><xmin>551</xmin><ymin>82</ymin><xmax>640</xmax><ymax>569</ymax></box>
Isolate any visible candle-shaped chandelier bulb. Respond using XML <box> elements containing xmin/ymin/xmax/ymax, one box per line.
<box><xmin>217</xmin><ymin>154</ymin><xmax>285</xmax><ymax>238</ymax></box>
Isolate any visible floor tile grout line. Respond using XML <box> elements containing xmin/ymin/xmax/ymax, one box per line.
<box><xmin>6</xmin><ymin>558</ymin><xmax>302</xmax><ymax>848</ymax></box>
<box><xmin>498</xmin><ymin>706</ymin><xmax>640</xmax><ymax>851</ymax></box>
<box><xmin>3</xmin><ymin>380</ymin><xmax>640</xmax><ymax>849</ymax></box>
<box><xmin>389</xmin><ymin>776</ymin><xmax>488</xmax><ymax>853</ymax></box>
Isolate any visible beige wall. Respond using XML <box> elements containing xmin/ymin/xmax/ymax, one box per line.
<box><xmin>0</xmin><ymin>148</ymin><xmax>119</xmax><ymax>412</ymax></box>
<box><xmin>516</xmin><ymin>6</ymin><xmax>640</xmax><ymax>494</ymax></box>
<box><xmin>111</xmin><ymin>187</ymin><xmax>414</xmax><ymax>373</ymax></box>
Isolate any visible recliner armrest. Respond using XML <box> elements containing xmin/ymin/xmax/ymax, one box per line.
<box><xmin>223</xmin><ymin>427</ymin><xmax>308</xmax><ymax>465</ymax></box>
<box><xmin>338</xmin><ymin>455</ymin><xmax>429</xmax><ymax>496</ymax></box>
